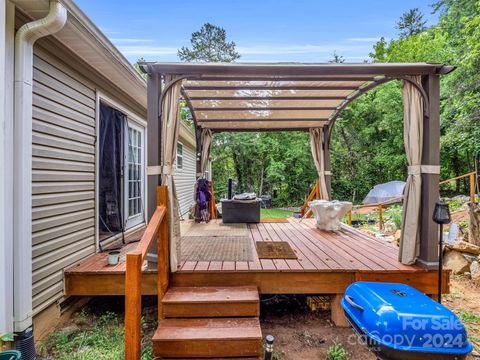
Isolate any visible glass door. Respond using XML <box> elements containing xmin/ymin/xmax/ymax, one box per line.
<box><xmin>124</xmin><ymin>121</ymin><xmax>145</xmax><ymax>229</ymax></box>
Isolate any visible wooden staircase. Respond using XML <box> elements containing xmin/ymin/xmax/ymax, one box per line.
<box><xmin>153</xmin><ymin>286</ymin><xmax>262</xmax><ymax>359</ymax></box>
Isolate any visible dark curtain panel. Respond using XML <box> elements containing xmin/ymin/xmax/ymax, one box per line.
<box><xmin>99</xmin><ymin>102</ymin><xmax>125</xmax><ymax>237</ymax></box>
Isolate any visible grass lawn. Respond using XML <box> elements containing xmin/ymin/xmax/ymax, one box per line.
<box><xmin>261</xmin><ymin>208</ymin><xmax>293</xmax><ymax>219</ymax></box>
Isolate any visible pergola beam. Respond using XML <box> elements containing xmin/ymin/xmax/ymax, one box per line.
<box><xmin>194</xmin><ymin>107</ymin><xmax>338</xmax><ymax>111</ymax></box>
<box><xmin>191</xmin><ymin>76</ymin><xmax>376</xmax><ymax>82</ymax></box>
<box><xmin>198</xmin><ymin>118</ymin><xmax>329</xmax><ymax>123</ymax></box>
<box><xmin>183</xmin><ymin>85</ymin><xmax>362</xmax><ymax>91</ymax></box>
<box><xmin>141</xmin><ymin>62</ymin><xmax>453</xmax><ymax>76</ymax></box>
<box><xmin>188</xmin><ymin>96</ymin><xmax>348</xmax><ymax>101</ymax></box>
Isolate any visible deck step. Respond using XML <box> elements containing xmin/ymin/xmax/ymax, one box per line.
<box><xmin>162</xmin><ymin>286</ymin><xmax>260</xmax><ymax>318</ymax></box>
<box><xmin>152</xmin><ymin>318</ymin><xmax>262</xmax><ymax>358</ymax></box>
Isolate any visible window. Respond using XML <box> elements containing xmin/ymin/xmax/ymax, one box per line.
<box><xmin>176</xmin><ymin>142</ymin><xmax>183</xmax><ymax>169</ymax></box>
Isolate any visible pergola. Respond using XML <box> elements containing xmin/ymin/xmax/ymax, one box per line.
<box><xmin>140</xmin><ymin>62</ymin><xmax>454</xmax><ymax>271</ymax></box>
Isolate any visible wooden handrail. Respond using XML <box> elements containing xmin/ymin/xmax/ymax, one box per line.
<box><xmin>125</xmin><ymin>186</ymin><xmax>169</xmax><ymax>360</ymax></box>
<box><xmin>439</xmin><ymin>171</ymin><xmax>476</xmax><ymax>185</ymax></box>
<box><xmin>439</xmin><ymin>171</ymin><xmax>477</xmax><ymax>203</ymax></box>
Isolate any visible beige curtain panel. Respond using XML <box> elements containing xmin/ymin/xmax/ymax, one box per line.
<box><xmin>198</xmin><ymin>128</ymin><xmax>212</xmax><ymax>177</ymax></box>
<box><xmin>160</xmin><ymin>75</ymin><xmax>183</xmax><ymax>272</ymax></box>
<box><xmin>309</xmin><ymin>128</ymin><xmax>329</xmax><ymax>200</ymax></box>
<box><xmin>399</xmin><ymin>75</ymin><xmax>423</xmax><ymax>265</ymax></box>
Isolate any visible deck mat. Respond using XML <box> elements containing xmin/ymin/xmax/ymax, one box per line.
<box><xmin>182</xmin><ymin>222</ymin><xmax>249</xmax><ymax>238</ymax></box>
<box><xmin>181</xmin><ymin>235</ymin><xmax>253</xmax><ymax>261</ymax></box>
<box><xmin>256</xmin><ymin>241</ymin><xmax>298</xmax><ymax>259</ymax></box>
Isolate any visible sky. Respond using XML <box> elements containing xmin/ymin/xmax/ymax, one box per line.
<box><xmin>75</xmin><ymin>0</ymin><xmax>440</xmax><ymax>64</ymax></box>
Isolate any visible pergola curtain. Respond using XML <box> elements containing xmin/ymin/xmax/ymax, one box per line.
<box><xmin>309</xmin><ymin>128</ymin><xmax>329</xmax><ymax>200</ymax></box>
<box><xmin>399</xmin><ymin>76</ymin><xmax>423</xmax><ymax>265</ymax></box>
<box><xmin>160</xmin><ymin>75</ymin><xmax>182</xmax><ymax>271</ymax></box>
<box><xmin>197</xmin><ymin>128</ymin><xmax>212</xmax><ymax>178</ymax></box>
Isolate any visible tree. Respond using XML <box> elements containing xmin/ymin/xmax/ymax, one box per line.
<box><xmin>396</xmin><ymin>8</ymin><xmax>427</xmax><ymax>38</ymax></box>
<box><xmin>133</xmin><ymin>57</ymin><xmax>147</xmax><ymax>80</ymax></box>
<box><xmin>178</xmin><ymin>23</ymin><xmax>241</xmax><ymax>62</ymax></box>
<box><xmin>369</xmin><ymin>37</ymin><xmax>388</xmax><ymax>62</ymax></box>
<box><xmin>329</xmin><ymin>51</ymin><xmax>345</xmax><ymax>63</ymax></box>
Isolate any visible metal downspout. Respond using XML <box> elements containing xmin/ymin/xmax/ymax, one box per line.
<box><xmin>13</xmin><ymin>0</ymin><xmax>67</xmax><ymax>333</ymax></box>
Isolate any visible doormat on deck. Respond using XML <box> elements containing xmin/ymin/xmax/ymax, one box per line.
<box><xmin>181</xmin><ymin>235</ymin><xmax>253</xmax><ymax>262</ymax></box>
<box><xmin>256</xmin><ymin>241</ymin><xmax>297</xmax><ymax>259</ymax></box>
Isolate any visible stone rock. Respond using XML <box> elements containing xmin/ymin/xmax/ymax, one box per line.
<box><xmin>446</xmin><ymin>224</ymin><xmax>460</xmax><ymax>246</ymax></box>
<box><xmin>447</xmin><ymin>241</ymin><xmax>480</xmax><ymax>255</ymax></box>
<box><xmin>309</xmin><ymin>200</ymin><xmax>353</xmax><ymax>232</ymax></box>
<box><xmin>470</xmin><ymin>261</ymin><xmax>479</xmax><ymax>280</ymax></box>
<box><xmin>383</xmin><ymin>221</ymin><xmax>397</xmax><ymax>235</ymax></box>
<box><xmin>463</xmin><ymin>254</ymin><xmax>477</xmax><ymax>264</ymax></box>
<box><xmin>443</xmin><ymin>250</ymin><xmax>471</xmax><ymax>274</ymax></box>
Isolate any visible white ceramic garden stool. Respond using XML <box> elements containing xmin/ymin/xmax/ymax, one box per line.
<box><xmin>308</xmin><ymin>200</ymin><xmax>353</xmax><ymax>232</ymax></box>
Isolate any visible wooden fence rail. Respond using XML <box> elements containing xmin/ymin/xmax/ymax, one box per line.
<box><xmin>125</xmin><ymin>186</ymin><xmax>169</xmax><ymax>360</ymax></box>
<box><xmin>439</xmin><ymin>171</ymin><xmax>476</xmax><ymax>204</ymax></box>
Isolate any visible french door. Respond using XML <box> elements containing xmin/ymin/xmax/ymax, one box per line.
<box><xmin>124</xmin><ymin>121</ymin><xmax>145</xmax><ymax>229</ymax></box>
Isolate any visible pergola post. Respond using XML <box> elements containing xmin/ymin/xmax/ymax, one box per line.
<box><xmin>323</xmin><ymin>126</ymin><xmax>332</xmax><ymax>199</ymax></box>
<box><xmin>147</xmin><ymin>72</ymin><xmax>162</xmax><ymax>219</ymax></box>
<box><xmin>195</xmin><ymin>125</ymin><xmax>202</xmax><ymax>176</ymax></box>
<box><xmin>417</xmin><ymin>74</ymin><xmax>441</xmax><ymax>269</ymax></box>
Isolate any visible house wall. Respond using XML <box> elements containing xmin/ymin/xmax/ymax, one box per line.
<box><xmin>175</xmin><ymin>137</ymin><xmax>196</xmax><ymax>217</ymax></box>
<box><xmin>29</xmin><ymin>40</ymin><xmax>147</xmax><ymax>317</ymax></box>
<box><xmin>31</xmin><ymin>45</ymin><xmax>97</xmax><ymax>316</ymax></box>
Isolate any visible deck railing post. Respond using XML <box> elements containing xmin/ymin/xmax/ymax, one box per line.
<box><xmin>378</xmin><ymin>204</ymin><xmax>383</xmax><ymax>230</ymax></box>
<box><xmin>125</xmin><ymin>251</ymin><xmax>142</xmax><ymax>360</ymax></box>
<box><xmin>347</xmin><ymin>210</ymin><xmax>352</xmax><ymax>226</ymax></box>
<box><xmin>470</xmin><ymin>173</ymin><xmax>475</xmax><ymax>204</ymax></box>
<box><xmin>157</xmin><ymin>186</ymin><xmax>169</xmax><ymax>321</ymax></box>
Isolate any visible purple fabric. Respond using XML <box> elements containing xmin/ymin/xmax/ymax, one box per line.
<box><xmin>195</xmin><ymin>178</ymin><xmax>212</xmax><ymax>222</ymax></box>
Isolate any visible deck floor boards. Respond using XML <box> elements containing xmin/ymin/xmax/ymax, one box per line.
<box><xmin>66</xmin><ymin>219</ymin><xmax>427</xmax><ymax>276</ymax></box>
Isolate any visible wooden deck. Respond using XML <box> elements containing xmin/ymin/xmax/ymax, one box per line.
<box><xmin>65</xmin><ymin>219</ymin><xmax>449</xmax><ymax>296</ymax></box>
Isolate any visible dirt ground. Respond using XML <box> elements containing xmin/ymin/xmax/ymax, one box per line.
<box><xmin>260</xmin><ymin>295</ymin><xmax>375</xmax><ymax>360</ymax></box>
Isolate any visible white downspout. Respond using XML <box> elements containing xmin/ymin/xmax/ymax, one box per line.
<box><xmin>13</xmin><ymin>0</ymin><xmax>67</xmax><ymax>331</ymax></box>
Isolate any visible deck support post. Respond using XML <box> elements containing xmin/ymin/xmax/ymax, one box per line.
<box><xmin>324</xmin><ymin>126</ymin><xmax>332</xmax><ymax>199</ymax></box>
<box><xmin>331</xmin><ymin>294</ymin><xmax>348</xmax><ymax>327</ymax></box>
<box><xmin>417</xmin><ymin>74</ymin><xmax>441</xmax><ymax>269</ymax></box>
<box><xmin>147</xmin><ymin>72</ymin><xmax>162</xmax><ymax>219</ymax></box>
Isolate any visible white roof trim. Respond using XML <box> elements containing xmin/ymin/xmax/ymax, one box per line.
<box><xmin>13</xmin><ymin>0</ymin><xmax>147</xmax><ymax>109</ymax></box>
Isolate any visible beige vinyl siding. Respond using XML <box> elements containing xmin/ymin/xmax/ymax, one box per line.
<box><xmin>174</xmin><ymin>140</ymin><xmax>196</xmax><ymax>217</ymax></box>
<box><xmin>31</xmin><ymin>47</ymin><xmax>96</xmax><ymax>315</ymax></box>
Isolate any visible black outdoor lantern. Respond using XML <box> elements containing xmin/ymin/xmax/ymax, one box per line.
<box><xmin>432</xmin><ymin>200</ymin><xmax>451</xmax><ymax>304</ymax></box>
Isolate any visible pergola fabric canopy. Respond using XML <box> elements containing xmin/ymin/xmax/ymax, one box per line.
<box><xmin>141</xmin><ymin>62</ymin><xmax>453</xmax><ymax>132</ymax></box>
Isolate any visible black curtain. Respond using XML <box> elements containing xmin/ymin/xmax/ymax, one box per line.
<box><xmin>99</xmin><ymin>102</ymin><xmax>126</xmax><ymax>237</ymax></box>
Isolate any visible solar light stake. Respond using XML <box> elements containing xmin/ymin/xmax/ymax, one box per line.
<box><xmin>432</xmin><ymin>200</ymin><xmax>451</xmax><ymax>304</ymax></box>
<box><xmin>264</xmin><ymin>335</ymin><xmax>274</xmax><ymax>360</ymax></box>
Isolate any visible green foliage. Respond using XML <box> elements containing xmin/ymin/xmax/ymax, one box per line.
<box><xmin>261</xmin><ymin>208</ymin><xmax>293</xmax><ymax>219</ymax></box>
<box><xmin>326</xmin><ymin>340</ymin><xmax>349</xmax><ymax>360</ymax></box>
<box><xmin>211</xmin><ymin>131</ymin><xmax>317</xmax><ymax>206</ymax></box>
<box><xmin>43</xmin><ymin>311</ymin><xmax>153</xmax><ymax>360</ymax></box>
<box><xmin>178</xmin><ymin>23</ymin><xmax>241</xmax><ymax>62</ymax></box>
<box><xmin>0</xmin><ymin>333</ymin><xmax>14</xmax><ymax>342</ymax></box>
<box><xmin>457</xmin><ymin>310</ymin><xmax>480</xmax><ymax>324</ymax></box>
<box><xmin>396</xmin><ymin>8</ymin><xmax>428</xmax><ymax>38</ymax></box>
<box><xmin>133</xmin><ymin>57</ymin><xmax>147</xmax><ymax>80</ymax></box>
